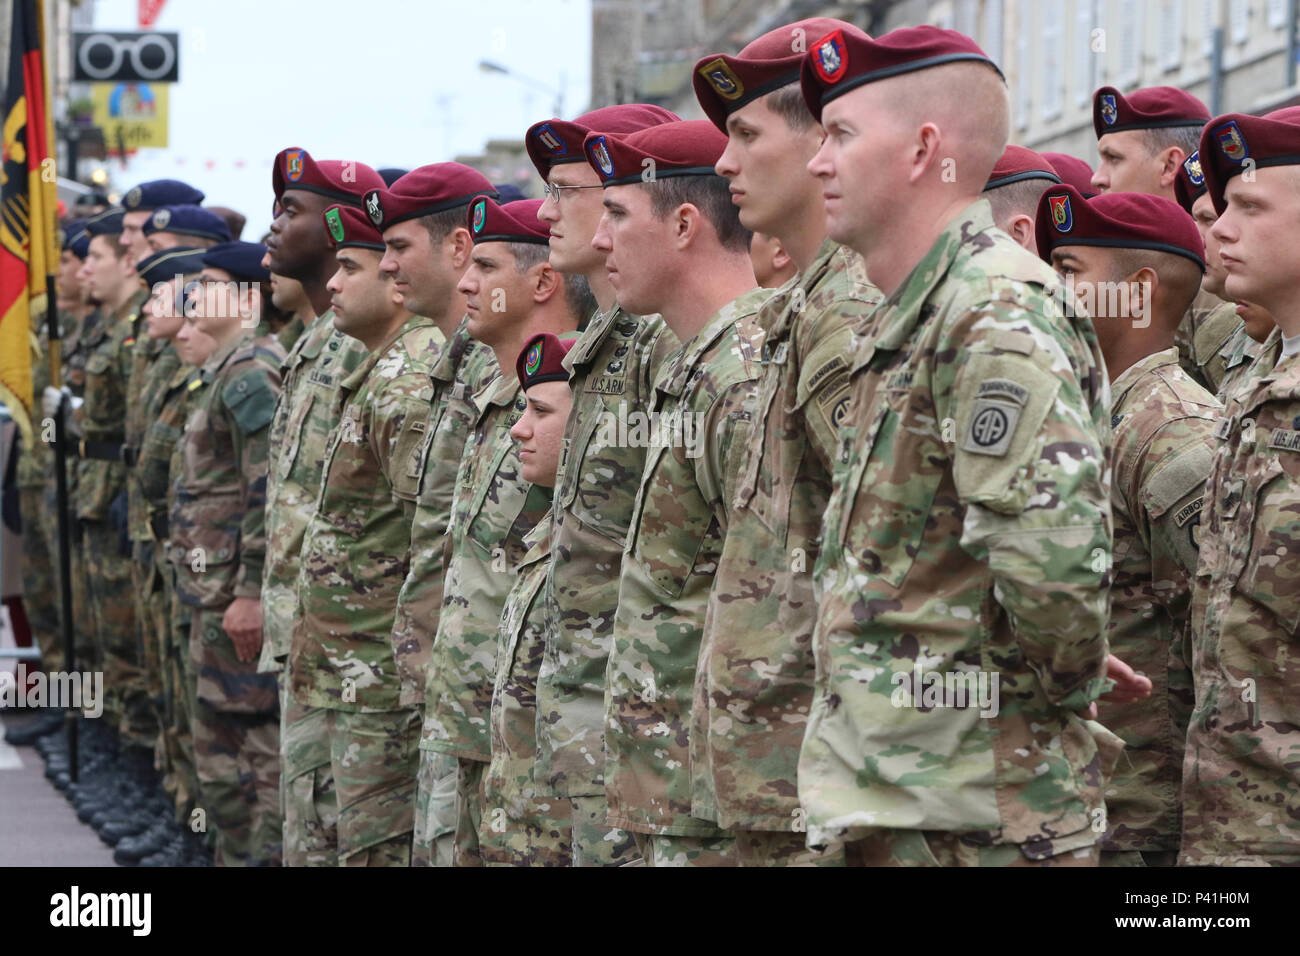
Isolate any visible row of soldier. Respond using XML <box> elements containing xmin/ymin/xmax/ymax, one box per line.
<box><xmin>12</xmin><ymin>17</ymin><xmax>1298</xmax><ymax>867</ymax></box>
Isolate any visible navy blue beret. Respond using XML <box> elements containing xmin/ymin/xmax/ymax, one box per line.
<box><xmin>85</xmin><ymin>207</ymin><xmax>125</xmax><ymax>236</ymax></box>
<box><xmin>136</xmin><ymin>247</ymin><xmax>208</xmax><ymax>286</ymax></box>
<box><xmin>121</xmin><ymin>179</ymin><xmax>205</xmax><ymax>211</ymax></box>
<box><xmin>201</xmin><ymin>241</ymin><xmax>270</xmax><ymax>282</ymax></box>
<box><xmin>60</xmin><ymin>218</ymin><xmax>89</xmax><ymax>258</ymax></box>
<box><xmin>144</xmin><ymin>205</ymin><xmax>232</xmax><ymax>243</ymax></box>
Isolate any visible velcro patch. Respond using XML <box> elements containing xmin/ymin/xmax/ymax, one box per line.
<box><xmin>817</xmin><ymin>382</ymin><xmax>853</xmax><ymax>431</ymax></box>
<box><xmin>1268</xmin><ymin>428</ymin><xmax>1300</xmax><ymax>453</ymax></box>
<box><xmin>986</xmin><ymin>330</ymin><xmax>1036</xmax><ymax>356</ymax></box>
<box><xmin>1173</xmin><ymin>495</ymin><xmax>1204</xmax><ymax>528</ymax></box>
<box><xmin>961</xmin><ymin>399</ymin><xmax>1021</xmax><ymax>457</ymax></box>
<box><xmin>976</xmin><ymin>378</ymin><xmax>1030</xmax><ymax>406</ymax></box>
<box><xmin>804</xmin><ymin>355</ymin><xmax>847</xmax><ymax>394</ymax></box>
<box><xmin>585</xmin><ymin>376</ymin><xmax>625</xmax><ymax>395</ymax></box>
<box><xmin>1213</xmin><ymin>416</ymin><xmax>1232</xmax><ymax>440</ymax></box>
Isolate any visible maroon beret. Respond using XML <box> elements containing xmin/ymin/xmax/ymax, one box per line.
<box><xmin>272</xmin><ymin>147</ymin><xmax>384</xmax><ymax>206</ymax></box>
<box><xmin>323</xmin><ymin>204</ymin><xmax>385</xmax><ymax>252</ymax></box>
<box><xmin>1092</xmin><ymin>85</ymin><xmax>1209</xmax><ymax>139</ymax></box>
<box><xmin>1200</xmin><ymin>107</ymin><xmax>1300</xmax><ymax>215</ymax></box>
<box><xmin>526</xmin><ymin>105</ymin><xmax>680</xmax><ymax>178</ymax></box>
<box><xmin>1035</xmin><ymin>185</ymin><xmax>1205</xmax><ymax>271</ymax></box>
<box><xmin>1173</xmin><ymin>149</ymin><xmax>1207</xmax><ymax>215</ymax></box>
<box><xmin>693</xmin><ymin>18</ymin><xmax>858</xmax><ymax>131</ymax></box>
<box><xmin>583</xmin><ymin>119</ymin><xmax>728</xmax><ymax>187</ymax></box>
<box><xmin>363</xmin><ymin>163</ymin><xmax>497</xmax><ymax>231</ymax></box>
<box><xmin>983</xmin><ymin>145</ymin><xmax>1061</xmax><ymax>191</ymax></box>
<box><xmin>1043</xmin><ymin>152</ymin><xmax>1097</xmax><ymax>198</ymax></box>
<box><xmin>800</xmin><ymin>25</ymin><xmax>1001</xmax><ymax>122</ymax></box>
<box><xmin>516</xmin><ymin>332</ymin><xmax>576</xmax><ymax>390</ymax></box>
<box><xmin>469</xmin><ymin>197</ymin><xmax>549</xmax><ymax>244</ymax></box>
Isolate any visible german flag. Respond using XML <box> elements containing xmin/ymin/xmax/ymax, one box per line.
<box><xmin>1</xmin><ymin>0</ymin><xmax>58</xmax><ymax>446</ymax></box>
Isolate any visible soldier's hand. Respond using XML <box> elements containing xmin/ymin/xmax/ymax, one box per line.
<box><xmin>42</xmin><ymin>385</ymin><xmax>81</xmax><ymax>419</ymax></box>
<box><xmin>1075</xmin><ymin>654</ymin><xmax>1153</xmax><ymax>719</ymax></box>
<box><xmin>223</xmin><ymin>597</ymin><xmax>264</xmax><ymax>662</ymax></box>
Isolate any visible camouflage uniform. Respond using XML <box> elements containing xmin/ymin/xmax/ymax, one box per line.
<box><xmin>801</xmin><ymin>201</ymin><xmax>1117</xmax><ymax>865</ymax></box>
<box><xmin>172</xmin><ymin>332</ymin><xmax>284</xmax><ymax>866</ymax></box>
<box><xmin>399</xmin><ymin>317</ymin><xmax>498</xmax><ymax>867</ymax></box>
<box><xmin>289</xmin><ymin>314</ymin><xmax>444</xmax><ymax>866</ymax></box>
<box><xmin>1177</xmin><ymin>289</ymin><xmax>1236</xmax><ymax>391</ymax></box>
<box><xmin>1097</xmin><ymin>348</ymin><xmax>1219</xmax><ymax>863</ymax></box>
<box><xmin>1181</xmin><ymin>348</ymin><xmax>1300</xmax><ymax>866</ymax></box>
<box><xmin>533</xmin><ymin>304</ymin><xmax>676</xmax><ymax>867</ymax></box>
<box><xmin>56</xmin><ymin>310</ymin><xmax>100</xmax><ymax>679</ymax></box>
<box><xmin>18</xmin><ymin>307</ymin><xmax>62</xmax><ymax>674</ymax></box>
<box><xmin>1217</xmin><ymin>326</ymin><xmax>1279</xmax><ymax>407</ymax></box>
<box><xmin>605</xmin><ymin>288</ymin><xmax>767</xmax><ymax>866</ymax></box>
<box><xmin>78</xmin><ymin>290</ymin><xmax>152</xmax><ymax>744</ymax></box>
<box><xmin>423</xmin><ymin>365</ymin><xmax>552</xmax><ymax>866</ymax></box>
<box><xmin>140</xmin><ymin>360</ymin><xmax>203</xmax><ymax>822</ymax></box>
<box><xmin>693</xmin><ymin>240</ymin><xmax>879</xmax><ymax>867</ymax></box>
<box><xmin>125</xmin><ymin>334</ymin><xmax>178</xmax><ymax>736</ymax></box>
<box><xmin>261</xmin><ymin>314</ymin><xmax>366</xmax><ymax>867</ymax></box>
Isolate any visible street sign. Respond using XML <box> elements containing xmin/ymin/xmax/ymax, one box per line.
<box><xmin>91</xmin><ymin>82</ymin><xmax>169</xmax><ymax>152</ymax></box>
<box><xmin>73</xmin><ymin>32</ymin><xmax>180</xmax><ymax>83</ymax></box>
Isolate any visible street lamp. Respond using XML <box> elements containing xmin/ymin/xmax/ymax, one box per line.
<box><xmin>478</xmin><ymin>59</ymin><xmax>565</xmax><ymax>118</ymax></box>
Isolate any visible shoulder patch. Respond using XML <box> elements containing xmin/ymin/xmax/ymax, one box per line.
<box><xmin>961</xmin><ymin>399</ymin><xmax>1022</xmax><ymax>457</ymax></box>
<box><xmin>985</xmin><ymin>330</ymin><xmax>1036</xmax><ymax>357</ymax></box>
<box><xmin>222</xmin><ymin>372</ymin><xmax>278</xmax><ymax>435</ymax></box>
<box><xmin>1268</xmin><ymin>428</ymin><xmax>1300</xmax><ymax>453</ymax></box>
<box><xmin>1146</xmin><ymin>443</ymin><xmax>1214</xmax><ymax>516</ymax></box>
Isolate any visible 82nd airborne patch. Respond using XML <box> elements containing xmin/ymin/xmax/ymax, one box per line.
<box><xmin>698</xmin><ymin>57</ymin><xmax>745</xmax><ymax>100</ymax></box>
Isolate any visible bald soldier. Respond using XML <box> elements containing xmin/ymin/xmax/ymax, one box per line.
<box><xmin>691</xmin><ymin>17</ymin><xmax>882</xmax><ymax>866</ymax></box>
<box><xmin>590</xmin><ymin>120</ymin><xmax>765</xmax><ymax>867</ymax></box>
<box><xmin>422</xmin><ymin>198</ymin><xmax>579</xmax><ymax>866</ymax></box>
<box><xmin>1037</xmin><ymin>187</ymin><xmax>1220</xmax><ymax>867</ymax></box>
<box><xmin>524</xmin><ymin>103</ymin><xmax>678</xmax><ymax>867</ymax></box>
<box><xmin>366</xmin><ymin>164</ymin><xmax>499</xmax><ymax>867</ymax></box>
<box><xmin>261</xmin><ymin>148</ymin><xmax>386</xmax><ymax>866</ymax></box>
<box><xmin>1180</xmin><ymin>108</ymin><xmax>1300</xmax><ymax>866</ymax></box>
<box><xmin>981</xmin><ymin>146</ymin><xmax>1061</xmax><ymax>251</ymax></box>
<box><xmin>289</xmin><ymin>204</ymin><xmax>444</xmax><ymax>865</ymax></box>
<box><xmin>797</xmin><ymin>25</ymin><xmax>1148</xmax><ymax>867</ymax></box>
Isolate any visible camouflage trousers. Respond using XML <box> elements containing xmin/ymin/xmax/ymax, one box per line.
<box><xmin>284</xmin><ymin>705</ymin><xmax>419</xmax><ymax>866</ymax></box>
<box><xmin>734</xmin><ymin>829</ymin><xmax>846</xmax><ymax>867</ymax></box>
<box><xmin>1101</xmin><ymin>850</ymin><xmax>1179</xmax><ymax>867</ymax></box>
<box><xmin>18</xmin><ymin>481</ymin><xmax>63</xmax><ymax>673</ymax></box>
<box><xmin>159</xmin><ymin>557</ymin><xmax>198</xmax><ymax>824</ymax></box>
<box><xmin>50</xmin><ymin>473</ymin><xmax>94</xmax><ymax>676</ymax></box>
<box><xmin>81</xmin><ymin>518</ymin><xmax>154</xmax><ymax>744</ymax></box>
<box><xmin>478</xmin><ymin>791</ymin><xmax>641</xmax><ymax>867</ymax></box>
<box><xmin>412</xmin><ymin>748</ymin><xmax>458</xmax><ymax>867</ymax></box>
<box><xmin>843</xmin><ymin>830</ymin><xmax>1101</xmax><ymax>867</ymax></box>
<box><xmin>130</xmin><ymin>544</ymin><xmax>166</xmax><ymax>716</ymax></box>
<box><xmin>631</xmin><ymin>831</ymin><xmax>739</xmax><ymax>867</ymax></box>
<box><xmin>189</xmin><ymin>608</ymin><xmax>282</xmax><ymax>866</ymax></box>
<box><xmin>453</xmin><ymin>757</ymin><xmax>488</xmax><ymax>867</ymax></box>
<box><xmin>282</xmin><ymin>700</ymin><xmax>338</xmax><ymax>866</ymax></box>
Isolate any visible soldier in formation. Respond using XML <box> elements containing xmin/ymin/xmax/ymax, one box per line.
<box><xmin>10</xmin><ymin>16</ymin><xmax>1299</xmax><ymax>868</ymax></box>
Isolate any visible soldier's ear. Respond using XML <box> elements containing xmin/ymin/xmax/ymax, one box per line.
<box><xmin>448</xmin><ymin>227</ymin><xmax>473</xmax><ymax>270</ymax></box>
<box><xmin>1158</xmin><ymin>146</ymin><xmax>1187</xmax><ymax>188</ymax></box>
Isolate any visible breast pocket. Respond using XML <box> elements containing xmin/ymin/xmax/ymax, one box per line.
<box><xmin>625</xmin><ymin>443</ymin><xmax>714</xmax><ymax>600</ymax></box>
<box><xmin>837</xmin><ymin>394</ymin><xmax>940</xmax><ymax>590</ymax></box>
<box><xmin>1235</xmin><ymin>452</ymin><xmax>1300</xmax><ymax>635</ymax></box>
<box><xmin>558</xmin><ymin>406</ymin><xmax>642</xmax><ymax>546</ymax></box>
<box><xmin>465</xmin><ymin>442</ymin><xmax>533</xmax><ymax>561</ymax></box>
<box><xmin>277</xmin><ymin>392</ymin><xmax>315</xmax><ymax>481</ymax></box>
<box><xmin>83</xmin><ymin>352</ymin><xmax>114</xmax><ymax>420</ymax></box>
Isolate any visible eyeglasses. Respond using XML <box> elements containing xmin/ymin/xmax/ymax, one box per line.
<box><xmin>542</xmin><ymin>181</ymin><xmax>603</xmax><ymax>203</ymax></box>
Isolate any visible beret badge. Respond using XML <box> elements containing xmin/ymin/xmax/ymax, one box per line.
<box><xmin>1049</xmin><ymin>194</ymin><xmax>1073</xmax><ymax>233</ymax></box>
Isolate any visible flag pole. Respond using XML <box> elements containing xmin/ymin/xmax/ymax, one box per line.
<box><xmin>46</xmin><ymin>290</ymin><xmax>77</xmax><ymax>783</ymax></box>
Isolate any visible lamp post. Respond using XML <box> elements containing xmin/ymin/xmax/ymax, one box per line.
<box><xmin>478</xmin><ymin>59</ymin><xmax>565</xmax><ymax>118</ymax></box>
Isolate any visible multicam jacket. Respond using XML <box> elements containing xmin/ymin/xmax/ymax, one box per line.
<box><xmin>289</xmin><ymin>315</ymin><xmax>444</xmax><ymax>713</ymax></box>
<box><xmin>1181</xmin><ymin>348</ymin><xmax>1300</xmax><ymax>865</ymax></box>
<box><xmin>1097</xmin><ymin>347</ymin><xmax>1219</xmax><ymax>853</ymax></box>
<box><xmin>604</xmin><ymin>288</ymin><xmax>767</xmax><ymax>836</ymax></box>
<box><xmin>535</xmin><ymin>306</ymin><xmax>678</xmax><ymax>798</ymax></box>
<box><xmin>692</xmin><ymin>239</ymin><xmax>882</xmax><ymax>831</ymax></box>
<box><xmin>799</xmin><ymin>201</ymin><xmax>1117</xmax><ymax>859</ymax></box>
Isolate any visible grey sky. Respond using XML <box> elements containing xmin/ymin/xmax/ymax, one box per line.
<box><xmin>91</xmin><ymin>0</ymin><xmax>592</xmax><ymax>237</ymax></box>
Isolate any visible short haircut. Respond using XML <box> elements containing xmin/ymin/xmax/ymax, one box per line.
<box><xmin>418</xmin><ymin>205</ymin><xmax>471</xmax><ymax>244</ymax></box>
<box><xmin>765</xmin><ymin>82</ymin><xmax>818</xmax><ymax>132</ymax></box>
<box><xmin>641</xmin><ymin>175</ymin><xmax>752</xmax><ymax>253</ymax></box>
<box><xmin>1107</xmin><ymin>246</ymin><xmax>1203</xmax><ymax>322</ymax></box>
<box><xmin>508</xmin><ymin>241</ymin><xmax>598</xmax><ymax>326</ymax></box>
<box><xmin>93</xmin><ymin>233</ymin><xmax>129</xmax><ymax>259</ymax></box>
<box><xmin>1140</xmin><ymin>125</ymin><xmax>1203</xmax><ymax>159</ymax></box>
<box><xmin>985</xmin><ymin>178</ymin><xmax>1055</xmax><ymax>227</ymax></box>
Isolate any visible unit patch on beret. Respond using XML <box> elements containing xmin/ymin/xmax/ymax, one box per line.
<box><xmin>589</xmin><ymin>136</ymin><xmax>615</xmax><ymax>178</ymax></box>
<box><xmin>814</xmin><ymin>30</ymin><xmax>847</xmax><ymax>84</ymax></box>
<box><xmin>325</xmin><ymin>207</ymin><xmax>345</xmax><ymax>243</ymax></box>
<box><xmin>698</xmin><ymin>57</ymin><xmax>744</xmax><ymax>100</ymax></box>
<box><xmin>1099</xmin><ymin>93</ymin><xmax>1118</xmax><ymax>126</ymax></box>
<box><xmin>535</xmin><ymin>123</ymin><xmax>567</xmax><ymax>154</ymax></box>
<box><xmin>285</xmin><ymin>149</ymin><xmax>305</xmax><ymax>182</ymax></box>
<box><xmin>1215</xmin><ymin>121</ymin><xmax>1249</xmax><ymax>162</ymax></box>
<box><xmin>472</xmin><ymin>198</ymin><xmax>487</xmax><ymax>233</ymax></box>
<box><xmin>151</xmin><ymin>208</ymin><xmax>171</xmax><ymax>230</ymax></box>
<box><xmin>124</xmin><ymin>187</ymin><xmax>142</xmax><ymax>208</ymax></box>
<box><xmin>365</xmin><ymin>191</ymin><xmax>383</xmax><ymax>226</ymax></box>
<box><xmin>1049</xmin><ymin>193</ymin><xmax>1073</xmax><ymax>232</ymax></box>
